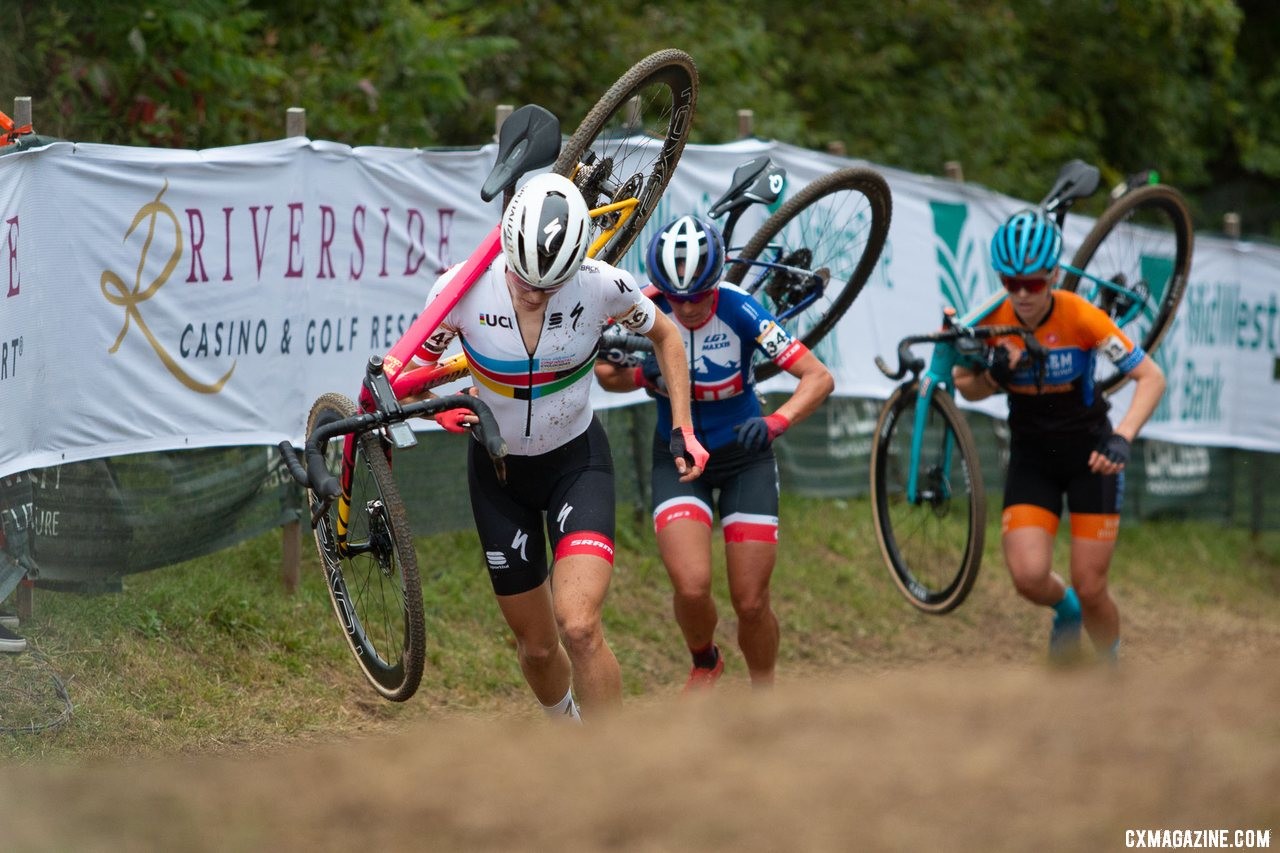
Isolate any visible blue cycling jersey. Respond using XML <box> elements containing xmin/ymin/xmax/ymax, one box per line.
<box><xmin>652</xmin><ymin>283</ymin><xmax>804</xmax><ymax>450</ymax></box>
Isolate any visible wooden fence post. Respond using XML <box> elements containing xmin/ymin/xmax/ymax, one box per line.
<box><xmin>944</xmin><ymin>160</ymin><xmax>964</xmax><ymax>182</ymax></box>
<box><xmin>11</xmin><ymin>98</ymin><xmax>35</xmax><ymax>621</ymax></box>
<box><xmin>1224</xmin><ymin>212</ymin><xmax>1241</xmax><ymax>239</ymax></box>
<box><xmin>494</xmin><ymin>104</ymin><xmax>513</xmax><ymax>141</ymax></box>
<box><xmin>285</xmin><ymin>107</ymin><xmax>306</xmax><ymax>138</ymax></box>
<box><xmin>737</xmin><ymin>109</ymin><xmax>754</xmax><ymax>139</ymax></box>
<box><xmin>277</xmin><ymin>101</ymin><xmax>307</xmax><ymax>594</ymax></box>
<box><xmin>13</xmin><ymin>96</ymin><xmax>32</xmax><ymax>129</ymax></box>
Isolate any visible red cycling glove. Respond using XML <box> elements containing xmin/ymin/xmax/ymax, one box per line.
<box><xmin>434</xmin><ymin>407</ymin><xmax>471</xmax><ymax>434</ymax></box>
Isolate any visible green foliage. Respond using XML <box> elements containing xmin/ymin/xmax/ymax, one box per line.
<box><xmin>0</xmin><ymin>0</ymin><xmax>1275</xmax><ymax>233</ymax></box>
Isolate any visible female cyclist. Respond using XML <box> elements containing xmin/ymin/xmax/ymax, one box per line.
<box><xmin>952</xmin><ymin>209</ymin><xmax>1166</xmax><ymax>663</ymax></box>
<box><xmin>413</xmin><ymin>174</ymin><xmax>707</xmax><ymax>720</ymax></box>
<box><xmin>595</xmin><ymin>215</ymin><xmax>834</xmax><ymax>690</ymax></box>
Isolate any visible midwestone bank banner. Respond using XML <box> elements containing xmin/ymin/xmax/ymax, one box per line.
<box><xmin>2</xmin><ymin>136</ymin><xmax>1278</xmax><ymax>479</ymax></box>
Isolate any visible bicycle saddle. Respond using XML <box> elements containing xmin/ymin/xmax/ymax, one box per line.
<box><xmin>1040</xmin><ymin>159</ymin><xmax>1101</xmax><ymax>210</ymax></box>
<box><xmin>708</xmin><ymin>156</ymin><xmax>786</xmax><ymax>218</ymax></box>
<box><xmin>480</xmin><ymin>104</ymin><xmax>562</xmax><ymax>203</ymax></box>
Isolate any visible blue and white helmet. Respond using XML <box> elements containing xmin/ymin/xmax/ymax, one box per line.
<box><xmin>990</xmin><ymin>209</ymin><xmax>1063</xmax><ymax>276</ymax></box>
<box><xmin>501</xmin><ymin>173</ymin><xmax>591</xmax><ymax>289</ymax></box>
<box><xmin>646</xmin><ymin>215</ymin><xmax>726</xmax><ymax>297</ymax></box>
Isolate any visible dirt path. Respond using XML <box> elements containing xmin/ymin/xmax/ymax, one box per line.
<box><xmin>5</xmin><ymin>562</ymin><xmax>1280</xmax><ymax>852</ymax></box>
<box><xmin>6</xmin><ymin>650</ymin><xmax>1278</xmax><ymax>852</ymax></box>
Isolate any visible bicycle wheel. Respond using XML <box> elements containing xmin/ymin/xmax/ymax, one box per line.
<box><xmin>554</xmin><ymin>49</ymin><xmax>698</xmax><ymax>266</ymax></box>
<box><xmin>723</xmin><ymin>167</ymin><xmax>891</xmax><ymax>382</ymax></box>
<box><xmin>870</xmin><ymin>381</ymin><xmax>985</xmax><ymax>614</ymax></box>
<box><xmin>306</xmin><ymin>393</ymin><xmax>425</xmax><ymax>702</ymax></box>
<box><xmin>1061</xmin><ymin>183</ymin><xmax>1193</xmax><ymax>395</ymax></box>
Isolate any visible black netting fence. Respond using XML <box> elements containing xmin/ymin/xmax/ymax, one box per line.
<box><xmin>3</xmin><ymin>397</ymin><xmax>1278</xmax><ymax>591</ymax></box>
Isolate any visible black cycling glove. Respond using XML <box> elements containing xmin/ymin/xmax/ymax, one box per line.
<box><xmin>1095</xmin><ymin>434</ymin><xmax>1131</xmax><ymax>466</ymax></box>
<box><xmin>987</xmin><ymin>346</ymin><xmax>1020</xmax><ymax>386</ymax></box>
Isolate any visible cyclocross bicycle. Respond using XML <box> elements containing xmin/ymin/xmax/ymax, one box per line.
<box><xmin>278</xmin><ymin>49</ymin><xmax>698</xmax><ymax>701</ymax></box>
<box><xmin>870</xmin><ymin>159</ymin><xmax>1193</xmax><ymax>614</ymax></box>
<box><xmin>597</xmin><ymin>155</ymin><xmax>892</xmax><ymax>379</ymax></box>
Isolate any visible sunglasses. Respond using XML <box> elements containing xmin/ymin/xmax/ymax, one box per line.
<box><xmin>665</xmin><ymin>290</ymin><xmax>715</xmax><ymax>305</ymax></box>
<box><xmin>507</xmin><ymin>270</ymin><xmax>565</xmax><ymax>295</ymax></box>
<box><xmin>1000</xmin><ymin>274</ymin><xmax>1054</xmax><ymax>295</ymax></box>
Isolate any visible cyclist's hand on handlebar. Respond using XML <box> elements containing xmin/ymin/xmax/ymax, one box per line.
<box><xmin>434</xmin><ymin>389</ymin><xmax>478</xmax><ymax>433</ymax></box>
<box><xmin>735</xmin><ymin>413</ymin><xmax>791</xmax><ymax>452</ymax></box>
<box><xmin>633</xmin><ymin>354</ymin><xmax>668</xmax><ymax>397</ymax></box>
<box><xmin>953</xmin><ymin>334</ymin><xmax>985</xmax><ymax>360</ymax></box>
<box><xmin>986</xmin><ymin>345</ymin><xmax>1023</xmax><ymax>386</ymax></box>
<box><xmin>1090</xmin><ymin>433</ymin><xmax>1131</xmax><ymax>474</ymax></box>
<box><xmin>435</xmin><ymin>408</ymin><xmax>472</xmax><ymax>433</ymax></box>
<box><xmin>670</xmin><ymin>425</ymin><xmax>708</xmax><ymax>482</ymax></box>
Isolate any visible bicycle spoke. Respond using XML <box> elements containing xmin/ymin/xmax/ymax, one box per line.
<box><xmin>1062</xmin><ymin>185</ymin><xmax>1192</xmax><ymax>395</ymax></box>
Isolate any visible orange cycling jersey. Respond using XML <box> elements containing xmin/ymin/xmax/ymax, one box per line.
<box><xmin>979</xmin><ymin>290</ymin><xmax>1145</xmax><ymax>437</ymax></box>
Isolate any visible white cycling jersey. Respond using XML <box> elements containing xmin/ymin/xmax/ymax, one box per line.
<box><xmin>419</xmin><ymin>257</ymin><xmax>657</xmax><ymax>455</ymax></box>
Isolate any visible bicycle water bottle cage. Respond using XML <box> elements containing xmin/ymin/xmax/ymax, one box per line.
<box><xmin>480</xmin><ymin>104</ymin><xmax>562</xmax><ymax>203</ymax></box>
<box><xmin>1040</xmin><ymin>159</ymin><xmax>1101</xmax><ymax>213</ymax></box>
<box><xmin>708</xmin><ymin>156</ymin><xmax>785</xmax><ymax>218</ymax></box>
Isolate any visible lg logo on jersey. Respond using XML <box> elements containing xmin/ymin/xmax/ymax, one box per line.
<box><xmin>703</xmin><ymin>332</ymin><xmax>730</xmax><ymax>350</ymax></box>
<box><xmin>479</xmin><ymin>313</ymin><xmax>514</xmax><ymax>329</ymax></box>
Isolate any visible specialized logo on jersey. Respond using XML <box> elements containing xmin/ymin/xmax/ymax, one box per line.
<box><xmin>556</xmin><ymin>503</ymin><xmax>573</xmax><ymax>533</ymax></box>
<box><xmin>511</xmin><ymin>529</ymin><xmax>529</xmax><ymax>562</ymax></box>
<box><xmin>461</xmin><ymin>338</ymin><xmax>597</xmax><ymax>400</ymax></box>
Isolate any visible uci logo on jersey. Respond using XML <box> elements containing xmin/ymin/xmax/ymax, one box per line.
<box><xmin>703</xmin><ymin>332</ymin><xmax>731</xmax><ymax>350</ymax></box>
<box><xmin>479</xmin><ymin>313</ymin><xmax>514</xmax><ymax>329</ymax></box>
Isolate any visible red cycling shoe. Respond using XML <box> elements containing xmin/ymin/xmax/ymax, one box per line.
<box><xmin>682</xmin><ymin>648</ymin><xmax>724</xmax><ymax>693</ymax></box>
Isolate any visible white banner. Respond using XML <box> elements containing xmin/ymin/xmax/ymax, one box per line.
<box><xmin>2</xmin><ymin>136</ymin><xmax>1278</xmax><ymax>479</ymax></box>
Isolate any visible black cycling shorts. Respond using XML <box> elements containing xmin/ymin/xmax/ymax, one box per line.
<box><xmin>467</xmin><ymin>417</ymin><xmax>616</xmax><ymax>596</ymax></box>
<box><xmin>649</xmin><ymin>435</ymin><xmax>780</xmax><ymax>543</ymax></box>
<box><xmin>1003</xmin><ymin>432</ymin><xmax>1123</xmax><ymax>536</ymax></box>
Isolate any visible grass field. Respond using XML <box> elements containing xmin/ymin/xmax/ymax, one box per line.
<box><xmin>3</xmin><ymin>494</ymin><xmax>1279</xmax><ymax>763</ymax></box>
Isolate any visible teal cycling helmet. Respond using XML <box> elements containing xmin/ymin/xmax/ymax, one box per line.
<box><xmin>990</xmin><ymin>209</ymin><xmax>1063</xmax><ymax>276</ymax></box>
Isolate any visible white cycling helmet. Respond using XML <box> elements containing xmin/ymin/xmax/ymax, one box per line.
<box><xmin>501</xmin><ymin>173</ymin><xmax>591</xmax><ymax>289</ymax></box>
